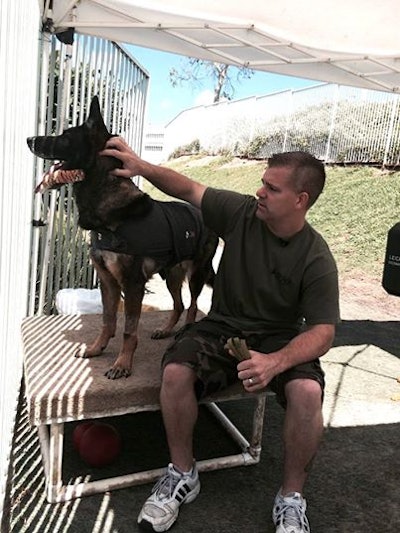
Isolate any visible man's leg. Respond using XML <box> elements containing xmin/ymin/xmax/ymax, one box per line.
<box><xmin>138</xmin><ymin>318</ymin><xmax>238</xmax><ymax>531</ymax></box>
<box><xmin>282</xmin><ymin>378</ymin><xmax>324</xmax><ymax>493</ymax></box>
<box><xmin>138</xmin><ymin>362</ymin><xmax>200</xmax><ymax>532</ymax></box>
<box><xmin>160</xmin><ymin>362</ymin><xmax>198</xmax><ymax>472</ymax></box>
<box><xmin>273</xmin><ymin>378</ymin><xmax>323</xmax><ymax>533</ymax></box>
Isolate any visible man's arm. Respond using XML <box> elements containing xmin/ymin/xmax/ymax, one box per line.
<box><xmin>100</xmin><ymin>136</ymin><xmax>206</xmax><ymax>208</ymax></box>
<box><xmin>237</xmin><ymin>323</ymin><xmax>335</xmax><ymax>391</ymax></box>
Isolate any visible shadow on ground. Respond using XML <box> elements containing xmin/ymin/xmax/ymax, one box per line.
<box><xmin>333</xmin><ymin>319</ymin><xmax>400</xmax><ymax>357</ymax></box>
<box><xmin>2</xmin><ymin>319</ymin><xmax>400</xmax><ymax>533</ymax></box>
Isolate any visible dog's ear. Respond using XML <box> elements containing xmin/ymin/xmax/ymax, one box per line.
<box><xmin>86</xmin><ymin>96</ymin><xmax>109</xmax><ymax>135</ymax></box>
<box><xmin>85</xmin><ymin>96</ymin><xmax>112</xmax><ymax>153</ymax></box>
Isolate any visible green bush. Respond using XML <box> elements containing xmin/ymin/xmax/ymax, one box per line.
<box><xmin>169</xmin><ymin>139</ymin><xmax>201</xmax><ymax>159</ymax></box>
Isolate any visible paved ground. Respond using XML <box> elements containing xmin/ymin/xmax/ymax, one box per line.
<box><xmin>2</xmin><ymin>266</ymin><xmax>400</xmax><ymax>533</ymax></box>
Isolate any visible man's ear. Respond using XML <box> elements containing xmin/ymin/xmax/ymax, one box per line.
<box><xmin>297</xmin><ymin>191</ymin><xmax>309</xmax><ymax>209</ymax></box>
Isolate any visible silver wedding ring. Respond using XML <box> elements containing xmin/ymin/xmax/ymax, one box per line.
<box><xmin>248</xmin><ymin>378</ymin><xmax>254</xmax><ymax>385</ymax></box>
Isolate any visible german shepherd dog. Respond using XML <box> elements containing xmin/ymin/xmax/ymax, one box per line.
<box><xmin>27</xmin><ymin>96</ymin><xmax>218</xmax><ymax>379</ymax></box>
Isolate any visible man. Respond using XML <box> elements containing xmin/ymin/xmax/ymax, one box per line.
<box><xmin>100</xmin><ymin>138</ymin><xmax>340</xmax><ymax>533</ymax></box>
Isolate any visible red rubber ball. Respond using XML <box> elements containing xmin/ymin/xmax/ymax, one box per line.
<box><xmin>78</xmin><ymin>422</ymin><xmax>122</xmax><ymax>467</ymax></box>
<box><xmin>72</xmin><ymin>421</ymin><xmax>94</xmax><ymax>451</ymax></box>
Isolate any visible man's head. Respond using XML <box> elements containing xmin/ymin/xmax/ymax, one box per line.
<box><xmin>255</xmin><ymin>151</ymin><xmax>326</xmax><ymax>234</ymax></box>
<box><xmin>267</xmin><ymin>151</ymin><xmax>326</xmax><ymax>208</ymax></box>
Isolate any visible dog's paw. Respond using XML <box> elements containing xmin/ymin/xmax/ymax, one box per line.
<box><xmin>74</xmin><ymin>345</ymin><xmax>86</xmax><ymax>358</ymax></box>
<box><xmin>75</xmin><ymin>343</ymin><xmax>105</xmax><ymax>358</ymax></box>
<box><xmin>151</xmin><ymin>329</ymin><xmax>173</xmax><ymax>340</ymax></box>
<box><xmin>104</xmin><ymin>367</ymin><xmax>131</xmax><ymax>379</ymax></box>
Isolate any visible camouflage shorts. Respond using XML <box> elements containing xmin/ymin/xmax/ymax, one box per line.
<box><xmin>162</xmin><ymin>317</ymin><xmax>325</xmax><ymax>407</ymax></box>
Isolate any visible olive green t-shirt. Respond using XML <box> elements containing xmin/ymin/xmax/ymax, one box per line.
<box><xmin>201</xmin><ymin>188</ymin><xmax>340</xmax><ymax>335</ymax></box>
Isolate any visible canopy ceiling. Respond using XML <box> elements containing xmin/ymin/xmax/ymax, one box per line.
<box><xmin>42</xmin><ymin>1</ymin><xmax>400</xmax><ymax>93</ymax></box>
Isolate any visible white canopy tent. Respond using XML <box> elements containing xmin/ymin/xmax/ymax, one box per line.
<box><xmin>42</xmin><ymin>0</ymin><xmax>400</xmax><ymax>93</ymax></box>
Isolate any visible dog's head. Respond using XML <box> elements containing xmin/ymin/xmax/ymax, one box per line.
<box><xmin>27</xmin><ymin>96</ymin><xmax>118</xmax><ymax>173</ymax></box>
<box><xmin>27</xmin><ymin>96</ymin><xmax>149</xmax><ymax>230</ymax></box>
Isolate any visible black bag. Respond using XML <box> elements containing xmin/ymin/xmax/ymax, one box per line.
<box><xmin>382</xmin><ymin>222</ymin><xmax>400</xmax><ymax>296</ymax></box>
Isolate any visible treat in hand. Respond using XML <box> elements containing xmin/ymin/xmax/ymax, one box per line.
<box><xmin>225</xmin><ymin>337</ymin><xmax>251</xmax><ymax>361</ymax></box>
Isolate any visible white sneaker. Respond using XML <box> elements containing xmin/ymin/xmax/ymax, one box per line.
<box><xmin>272</xmin><ymin>490</ymin><xmax>310</xmax><ymax>533</ymax></box>
<box><xmin>138</xmin><ymin>463</ymin><xmax>201</xmax><ymax>532</ymax></box>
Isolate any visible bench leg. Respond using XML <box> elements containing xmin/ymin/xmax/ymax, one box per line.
<box><xmin>203</xmin><ymin>392</ymin><xmax>267</xmax><ymax>469</ymax></box>
<box><xmin>38</xmin><ymin>423</ymin><xmax>64</xmax><ymax>503</ymax></box>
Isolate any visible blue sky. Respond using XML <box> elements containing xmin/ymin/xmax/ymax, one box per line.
<box><xmin>126</xmin><ymin>45</ymin><xmax>320</xmax><ymax>127</ymax></box>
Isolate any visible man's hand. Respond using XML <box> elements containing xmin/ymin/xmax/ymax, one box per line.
<box><xmin>100</xmin><ymin>136</ymin><xmax>206</xmax><ymax>207</ymax></box>
<box><xmin>237</xmin><ymin>350</ymin><xmax>281</xmax><ymax>392</ymax></box>
<box><xmin>236</xmin><ymin>324</ymin><xmax>335</xmax><ymax>392</ymax></box>
<box><xmin>99</xmin><ymin>136</ymin><xmax>144</xmax><ymax>178</ymax></box>
<box><xmin>225</xmin><ymin>337</ymin><xmax>280</xmax><ymax>392</ymax></box>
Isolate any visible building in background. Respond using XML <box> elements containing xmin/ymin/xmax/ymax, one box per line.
<box><xmin>142</xmin><ymin>125</ymin><xmax>166</xmax><ymax>164</ymax></box>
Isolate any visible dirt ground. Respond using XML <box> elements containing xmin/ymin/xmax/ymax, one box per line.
<box><xmin>339</xmin><ymin>271</ymin><xmax>400</xmax><ymax>320</ymax></box>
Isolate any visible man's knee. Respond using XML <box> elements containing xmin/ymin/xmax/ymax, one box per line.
<box><xmin>285</xmin><ymin>378</ymin><xmax>323</xmax><ymax>411</ymax></box>
<box><xmin>162</xmin><ymin>362</ymin><xmax>197</xmax><ymax>391</ymax></box>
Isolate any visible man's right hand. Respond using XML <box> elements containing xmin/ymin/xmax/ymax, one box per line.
<box><xmin>99</xmin><ymin>136</ymin><xmax>144</xmax><ymax>178</ymax></box>
<box><xmin>100</xmin><ymin>136</ymin><xmax>206</xmax><ymax>208</ymax></box>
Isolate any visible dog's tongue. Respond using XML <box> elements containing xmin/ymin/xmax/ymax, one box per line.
<box><xmin>35</xmin><ymin>164</ymin><xmax>85</xmax><ymax>193</ymax></box>
<box><xmin>49</xmin><ymin>162</ymin><xmax>63</xmax><ymax>174</ymax></box>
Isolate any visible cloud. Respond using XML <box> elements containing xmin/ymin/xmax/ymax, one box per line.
<box><xmin>194</xmin><ymin>89</ymin><xmax>215</xmax><ymax>106</ymax></box>
<box><xmin>159</xmin><ymin>98</ymin><xmax>173</xmax><ymax>110</ymax></box>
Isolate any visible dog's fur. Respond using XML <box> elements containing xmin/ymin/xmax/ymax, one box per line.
<box><xmin>27</xmin><ymin>96</ymin><xmax>218</xmax><ymax>379</ymax></box>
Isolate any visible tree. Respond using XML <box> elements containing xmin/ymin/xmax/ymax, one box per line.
<box><xmin>169</xmin><ymin>58</ymin><xmax>254</xmax><ymax>103</ymax></box>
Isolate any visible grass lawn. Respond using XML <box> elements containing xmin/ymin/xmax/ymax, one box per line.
<box><xmin>143</xmin><ymin>155</ymin><xmax>400</xmax><ymax>280</ymax></box>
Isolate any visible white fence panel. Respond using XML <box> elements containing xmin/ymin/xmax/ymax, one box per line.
<box><xmin>331</xmin><ymin>87</ymin><xmax>399</xmax><ymax>163</ymax></box>
<box><xmin>164</xmin><ymin>106</ymin><xmax>208</xmax><ymax>157</ymax></box>
<box><xmin>285</xmin><ymin>84</ymin><xmax>337</xmax><ymax>159</ymax></box>
<box><xmin>0</xmin><ymin>0</ymin><xmax>40</xmax><ymax>523</ymax></box>
<box><xmin>385</xmin><ymin>97</ymin><xmax>400</xmax><ymax>166</ymax></box>
<box><xmin>164</xmin><ymin>83</ymin><xmax>400</xmax><ymax>165</ymax></box>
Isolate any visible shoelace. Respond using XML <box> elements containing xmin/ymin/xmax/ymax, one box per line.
<box><xmin>276</xmin><ymin>499</ymin><xmax>308</xmax><ymax>530</ymax></box>
<box><xmin>152</xmin><ymin>468</ymin><xmax>180</xmax><ymax>500</ymax></box>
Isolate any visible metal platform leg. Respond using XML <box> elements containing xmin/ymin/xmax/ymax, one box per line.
<box><xmin>38</xmin><ymin>423</ymin><xmax>64</xmax><ymax>503</ymax></box>
<box><xmin>204</xmin><ymin>392</ymin><xmax>267</xmax><ymax>465</ymax></box>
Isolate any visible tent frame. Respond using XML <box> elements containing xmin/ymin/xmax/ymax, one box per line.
<box><xmin>38</xmin><ymin>1</ymin><xmax>400</xmax><ymax>94</ymax></box>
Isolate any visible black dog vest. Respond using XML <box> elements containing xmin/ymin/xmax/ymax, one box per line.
<box><xmin>92</xmin><ymin>201</ymin><xmax>204</xmax><ymax>274</ymax></box>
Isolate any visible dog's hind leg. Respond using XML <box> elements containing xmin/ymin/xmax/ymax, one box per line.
<box><xmin>185</xmin><ymin>265</ymin><xmax>208</xmax><ymax>324</ymax></box>
<box><xmin>151</xmin><ymin>263</ymin><xmax>187</xmax><ymax>339</ymax></box>
<box><xmin>105</xmin><ymin>276</ymin><xmax>146</xmax><ymax>379</ymax></box>
<box><xmin>185</xmin><ymin>233</ymin><xmax>218</xmax><ymax>323</ymax></box>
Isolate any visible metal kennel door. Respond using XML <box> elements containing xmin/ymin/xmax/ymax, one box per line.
<box><xmin>28</xmin><ymin>33</ymin><xmax>149</xmax><ymax>316</ymax></box>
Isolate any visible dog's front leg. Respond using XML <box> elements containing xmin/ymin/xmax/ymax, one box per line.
<box><xmin>81</xmin><ymin>254</ymin><xmax>121</xmax><ymax>358</ymax></box>
<box><xmin>104</xmin><ymin>278</ymin><xmax>145</xmax><ymax>379</ymax></box>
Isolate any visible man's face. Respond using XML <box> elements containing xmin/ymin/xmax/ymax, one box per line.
<box><xmin>255</xmin><ymin>166</ymin><xmax>302</xmax><ymax>225</ymax></box>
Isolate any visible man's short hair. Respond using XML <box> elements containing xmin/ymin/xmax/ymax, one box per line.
<box><xmin>268</xmin><ymin>151</ymin><xmax>326</xmax><ymax>208</ymax></box>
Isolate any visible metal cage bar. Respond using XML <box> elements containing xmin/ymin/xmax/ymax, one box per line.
<box><xmin>29</xmin><ymin>33</ymin><xmax>149</xmax><ymax>316</ymax></box>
